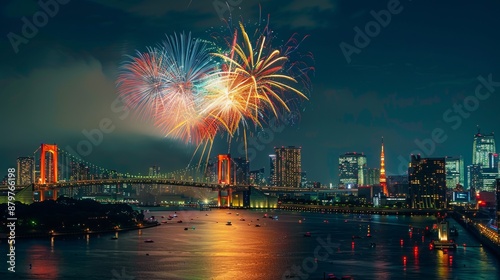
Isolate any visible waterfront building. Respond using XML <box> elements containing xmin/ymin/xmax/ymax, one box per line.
<box><xmin>274</xmin><ymin>146</ymin><xmax>302</xmax><ymax>188</ymax></box>
<box><xmin>445</xmin><ymin>156</ymin><xmax>464</xmax><ymax>189</ymax></box>
<box><xmin>473</xmin><ymin>129</ymin><xmax>495</xmax><ymax>167</ymax></box>
<box><xmin>408</xmin><ymin>155</ymin><xmax>447</xmax><ymax>209</ymax></box>
<box><xmin>366</xmin><ymin>168</ymin><xmax>380</xmax><ymax>186</ymax></box>
<box><xmin>468</xmin><ymin>164</ymin><xmax>483</xmax><ymax>193</ymax></box>
<box><xmin>16</xmin><ymin>157</ymin><xmax>34</xmax><ymax>185</ymax></box>
<box><xmin>387</xmin><ymin>175</ymin><xmax>409</xmax><ymax>196</ymax></box>
<box><xmin>269</xmin><ymin>154</ymin><xmax>276</xmax><ymax>186</ymax></box>
<box><xmin>249</xmin><ymin>168</ymin><xmax>265</xmax><ymax>186</ymax></box>
<box><xmin>148</xmin><ymin>165</ymin><xmax>160</xmax><ymax>178</ymax></box>
<box><xmin>232</xmin><ymin>157</ymin><xmax>249</xmax><ymax>185</ymax></box>
<box><xmin>338</xmin><ymin>152</ymin><xmax>367</xmax><ymax>188</ymax></box>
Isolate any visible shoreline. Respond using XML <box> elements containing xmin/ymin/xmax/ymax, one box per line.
<box><xmin>0</xmin><ymin>222</ymin><xmax>160</xmax><ymax>240</ymax></box>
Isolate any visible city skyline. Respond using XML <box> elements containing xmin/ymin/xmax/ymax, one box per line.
<box><xmin>1</xmin><ymin>1</ymin><xmax>500</xmax><ymax>184</ymax></box>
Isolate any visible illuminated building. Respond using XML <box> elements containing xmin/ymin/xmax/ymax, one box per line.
<box><xmin>387</xmin><ymin>175</ymin><xmax>409</xmax><ymax>196</ymax></box>
<box><xmin>408</xmin><ymin>155</ymin><xmax>446</xmax><ymax>209</ymax></box>
<box><xmin>232</xmin><ymin>157</ymin><xmax>249</xmax><ymax>185</ymax></box>
<box><xmin>148</xmin><ymin>166</ymin><xmax>160</xmax><ymax>178</ymax></box>
<box><xmin>275</xmin><ymin>146</ymin><xmax>302</xmax><ymax>188</ymax></box>
<box><xmin>204</xmin><ymin>160</ymin><xmax>217</xmax><ymax>183</ymax></box>
<box><xmin>16</xmin><ymin>157</ymin><xmax>34</xmax><ymax>185</ymax></box>
<box><xmin>301</xmin><ymin>171</ymin><xmax>307</xmax><ymax>187</ymax></box>
<box><xmin>70</xmin><ymin>162</ymin><xmax>89</xmax><ymax>181</ymax></box>
<box><xmin>473</xmin><ymin>128</ymin><xmax>495</xmax><ymax>167</ymax></box>
<box><xmin>482</xmin><ymin>153</ymin><xmax>499</xmax><ymax>191</ymax></box>
<box><xmin>249</xmin><ymin>168</ymin><xmax>265</xmax><ymax>186</ymax></box>
<box><xmin>338</xmin><ymin>152</ymin><xmax>367</xmax><ymax>188</ymax></box>
<box><xmin>380</xmin><ymin>137</ymin><xmax>387</xmax><ymax>195</ymax></box>
<box><xmin>445</xmin><ymin>156</ymin><xmax>464</xmax><ymax>189</ymax></box>
<box><xmin>496</xmin><ymin>178</ymin><xmax>500</xmax><ymax>236</ymax></box>
<box><xmin>366</xmin><ymin>168</ymin><xmax>380</xmax><ymax>186</ymax></box>
<box><xmin>269</xmin><ymin>154</ymin><xmax>276</xmax><ymax>186</ymax></box>
<box><xmin>467</xmin><ymin>164</ymin><xmax>483</xmax><ymax>193</ymax></box>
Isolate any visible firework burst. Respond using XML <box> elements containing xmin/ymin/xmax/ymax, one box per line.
<box><xmin>117</xmin><ymin>16</ymin><xmax>313</xmax><ymax>160</ymax></box>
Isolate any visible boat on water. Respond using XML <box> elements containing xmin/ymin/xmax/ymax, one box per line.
<box><xmin>304</xmin><ymin>232</ymin><xmax>311</xmax><ymax>237</ymax></box>
<box><xmin>226</xmin><ymin>221</ymin><xmax>232</xmax><ymax>226</ymax></box>
<box><xmin>255</xmin><ymin>224</ymin><xmax>261</xmax><ymax>227</ymax></box>
<box><xmin>111</xmin><ymin>236</ymin><xmax>118</xmax><ymax>240</ymax></box>
<box><xmin>144</xmin><ymin>239</ymin><xmax>154</xmax><ymax>243</ymax></box>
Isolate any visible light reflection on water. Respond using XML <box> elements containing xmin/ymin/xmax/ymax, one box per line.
<box><xmin>5</xmin><ymin>209</ymin><xmax>500</xmax><ymax>279</ymax></box>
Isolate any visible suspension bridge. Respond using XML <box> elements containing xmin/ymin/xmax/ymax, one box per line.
<box><xmin>2</xmin><ymin>143</ymin><xmax>317</xmax><ymax>208</ymax></box>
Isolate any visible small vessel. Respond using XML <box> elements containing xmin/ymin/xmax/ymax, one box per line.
<box><xmin>255</xmin><ymin>224</ymin><xmax>261</xmax><ymax>227</ymax></box>
<box><xmin>144</xmin><ymin>239</ymin><xmax>154</xmax><ymax>243</ymax></box>
<box><xmin>240</xmin><ymin>218</ymin><xmax>246</xmax><ymax>221</ymax></box>
<box><xmin>304</xmin><ymin>232</ymin><xmax>311</xmax><ymax>237</ymax></box>
<box><xmin>184</xmin><ymin>227</ymin><xmax>189</xmax><ymax>230</ymax></box>
<box><xmin>111</xmin><ymin>236</ymin><xmax>118</xmax><ymax>240</ymax></box>
<box><xmin>177</xmin><ymin>220</ymin><xmax>183</xmax><ymax>223</ymax></box>
<box><xmin>226</xmin><ymin>221</ymin><xmax>232</xmax><ymax>226</ymax></box>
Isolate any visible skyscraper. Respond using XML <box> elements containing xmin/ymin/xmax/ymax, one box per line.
<box><xmin>445</xmin><ymin>156</ymin><xmax>464</xmax><ymax>189</ymax></box>
<box><xmin>149</xmin><ymin>165</ymin><xmax>160</xmax><ymax>178</ymax></box>
<box><xmin>472</xmin><ymin>128</ymin><xmax>498</xmax><ymax>191</ymax></box>
<box><xmin>473</xmin><ymin>128</ymin><xmax>496</xmax><ymax>167</ymax></box>
<box><xmin>408</xmin><ymin>155</ymin><xmax>447</xmax><ymax>209</ymax></box>
<box><xmin>380</xmin><ymin>137</ymin><xmax>387</xmax><ymax>195</ymax></box>
<box><xmin>232</xmin><ymin>157</ymin><xmax>249</xmax><ymax>185</ymax></box>
<box><xmin>16</xmin><ymin>157</ymin><xmax>34</xmax><ymax>185</ymax></box>
<box><xmin>467</xmin><ymin>164</ymin><xmax>483</xmax><ymax>193</ymax></box>
<box><xmin>366</xmin><ymin>168</ymin><xmax>380</xmax><ymax>186</ymax></box>
<box><xmin>338</xmin><ymin>152</ymin><xmax>367</xmax><ymax>188</ymax></box>
<box><xmin>275</xmin><ymin>146</ymin><xmax>302</xmax><ymax>188</ymax></box>
<box><xmin>269</xmin><ymin>154</ymin><xmax>276</xmax><ymax>186</ymax></box>
<box><xmin>249</xmin><ymin>168</ymin><xmax>265</xmax><ymax>186</ymax></box>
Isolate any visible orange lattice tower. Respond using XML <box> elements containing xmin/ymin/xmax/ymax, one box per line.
<box><xmin>380</xmin><ymin>137</ymin><xmax>387</xmax><ymax>196</ymax></box>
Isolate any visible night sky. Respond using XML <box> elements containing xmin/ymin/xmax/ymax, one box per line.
<box><xmin>1</xmin><ymin>0</ymin><xmax>500</xmax><ymax>184</ymax></box>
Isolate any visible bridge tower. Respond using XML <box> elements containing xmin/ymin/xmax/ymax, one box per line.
<box><xmin>217</xmin><ymin>154</ymin><xmax>232</xmax><ymax>207</ymax></box>
<box><xmin>40</xmin><ymin>144</ymin><xmax>58</xmax><ymax>184</ymax></box>
<box><xmin>38</xmin><ymin>144</ymin><xmax>58</xmax><ymax>201</ymax></box>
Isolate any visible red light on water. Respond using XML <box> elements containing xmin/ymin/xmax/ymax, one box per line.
<box><xmin>403</xmin><ymin>256</ymin><xmax>407</xmax><ymax>266</ymax></box>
